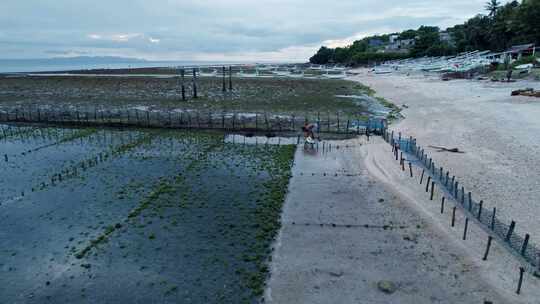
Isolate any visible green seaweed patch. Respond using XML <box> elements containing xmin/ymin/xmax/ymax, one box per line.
<box><xmin>239</xmin><ymin>144</ymin><xmax>295</xmax><ymax>297</ymax></box>
<box><xmin>75</xmin><ymin>223</ymin><xmax>122</xmax><ymax>259</ymax></box>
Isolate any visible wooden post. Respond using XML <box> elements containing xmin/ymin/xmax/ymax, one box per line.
<box><xmin>181</xmin><ymin>68</ymin><xmax>186</xmax><ymax>101</ymax></box>
<box><xmin>517</xmin><ymin>267</ymin><xmax>525</xmax><ymax>294</ymax></box>
<box><xmin>420</xmin><ymin>169</ymin><xmax>425</xmax><ymax>184</ymax></box>
<box><xmin>229</xmin><ymin>66</ymin><xmax>233</xmax><ymax>90</ymax></box>
<box><xmin>463</xmin><ymin>218</ymin><xmax>469</xmax><ymax>240</ymax></box>
<box><xmin>192</xmin><ymin>68</ymin><xmax>198</xmax><ymax>98</ymax></box>
<box><xmin>521</xmin><ymin>234</ymin><xmax>530</xmax><ymax>256</ymax></box>
<box><xmin>468</xmin><ymin>192</ymin><xmax>472</xmax><ymax>211</ymax></box>
<box><xmin>478</xmin><ymin>200</ymin><xmax>483</xmax><ymax>221</ymax></box>
<box><xmin>451</xmin><ymin>176</ymin><xmax>455</xmax><ymax>190</ymax></box>
<box><xmin>439</xmin><ymin>197</ymin><xmax>445</xmax><ymax>213</ymax></box>
<box><xmin>439</xmin><ymin>167</ymin><xmax>443</xmax><ymax>179</ymax></box>
<box><xmin>483</xmin><ymin>236</ymin><xmax>493</xmax><ymax>260</ymax></box>
<box><xmin>451</xmin><ymin>207</ymin><xmax>456</xmax><ymax>227</ymax></box>
<box><xmin>430</xmin><ymin>181</ymin><xmax>435</xmax><ymax>200</ymax></box>
<box><xmin>461</xmin><ymin>187</ymin><xmax>465</xmax><ymax>205</ymax></box>
<box><xmin>445</xmin><ymin>171</ymin><xmax>449</xmax><ymax>187</ymax></box>
<box><xmin>409</xmin><ymin>162</ymin><xmax>413</xmax><ymax>177</ymax></box>
<box><xmin>222</xmin><ymin>66</ymin><xmax>226</xmax><ymax>92</ymax></box>
<box><xmin>505</xmin><ymin>221</ymin><xmax>516</xmax><ymax>242</ymax></box>
<box><xmin>317</xmin><ymin>112</ymin><xmax>321</xmax><ymax>134</ymax></box>
<box><xmin>425</xmin><ymin>176</ymin><xmax>431</xmax><ymax>192</ymax></box>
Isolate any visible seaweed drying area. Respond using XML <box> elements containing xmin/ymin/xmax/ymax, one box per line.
<box><xmin>0</xmin><ymin>124</ymin><xmax>295</xmax><ymax>303</ymax></box>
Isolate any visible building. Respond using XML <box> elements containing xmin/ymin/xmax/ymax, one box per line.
<box><xmin>385</xmin><ymin>38</ymin><xmax>415</xmax><ymax>53</ymax></box>
<box><xmin>508</xmin><ymin>44</ymin><xmax>536</xmax><ymax>60</ymax></box>
<box><xmin>368</xmin><ymin>39</ymin><xmax>385</xmax><ymax>48</ymax></box>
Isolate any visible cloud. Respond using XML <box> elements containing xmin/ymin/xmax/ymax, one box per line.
<box><xmin>0</xmin><ymin>0</ymin><xmax>503</xmax><ymax>61</ymax></box>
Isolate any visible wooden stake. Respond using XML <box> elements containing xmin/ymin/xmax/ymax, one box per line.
<box><xmin>441</xmin><ymin>197</ymin><xmax>445</xmax><ymax>213</ymax></box>
<box><xmin>222</xmin><ymin>66</ymin><xmax>226</xmax><ymax>92</ymax></box>
<box><xmin>478</xmin><ymin>200</ymin><xmax>483</xmax><ymax>221</ymax></box>
<box><xmin>483</xmin><ymin>236</ymin><xmax>493</xmax><ymax>261</ymax></box>
<box><xmin>463</xmin><ymin>218</ymin><xmax>469</xmax><ymax>240</ymax></box>
<box><xmin>516</xmin><ymin>267</ymin><xmax>525</xmax><ymax>294</ymax></box>
<box><xmin>451</xmin><ymin>207</ymin><xmax>456</xmax><ymax>227</ymax></box>
<box><xmin>521</xmin><ymin>234</ymin><xmax>530</xmax><ymax>256</ymax></box>
<box><xmin>506</xmin><ymin>221</ymin><xmax>516</xmax><ymax>242</ymax></box>
<box><xmin>192</xmin><ymin>68</ymin><xmax>198</xmax><ymax>98</ymax></box>
<box><xmin>181</xmin><ymin>68</ymin><xmax>186</xmax><ymax>101</ymax></box>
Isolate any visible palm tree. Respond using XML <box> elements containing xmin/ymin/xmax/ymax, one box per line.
<box><xmin>485</xmin><ymin>0</ymin><xmax>501</xmax><ymax>17</ymax></box>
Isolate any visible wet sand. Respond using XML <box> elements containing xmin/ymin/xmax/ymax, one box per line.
<box><xmin>265</xmin><ymin>137</ymin><xmax>514</xmax><ymax>303</ymax></box>
<box><xmin>350</xmin><ymin>70</ymin><xmax>540</xmax><ymax>248</ymax></box>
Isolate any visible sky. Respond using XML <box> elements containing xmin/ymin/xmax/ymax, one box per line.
<box><xmin>0</xmin><ymin>0</ymin><xmax>497</xmax><ymax>62</ymax></box>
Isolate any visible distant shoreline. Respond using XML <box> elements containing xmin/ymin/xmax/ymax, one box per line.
<box><xmin>0</xmin><ymin>59</ymin><xmax>296</xmax><ymax>74</ymax></box>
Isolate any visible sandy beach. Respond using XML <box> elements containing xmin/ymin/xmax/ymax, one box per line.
<box><xmin>351</xmin><ymin>70</ymin><xmax>540</xmax><ymax>246</ymax></box>
<box><xmin>265</xmin><ymin>138</ymin><xmax>514</xmax><ymax>303</ymax></box>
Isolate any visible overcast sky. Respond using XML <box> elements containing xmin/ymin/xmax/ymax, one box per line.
<box><xmin>0</xmin><ymin>0</ymin><xmax>497</xmax><ymax>61</ymax></box>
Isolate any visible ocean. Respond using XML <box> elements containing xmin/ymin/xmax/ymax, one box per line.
<box><xmin>0</xmin><ymin>59</ymin><xmax>260</xmax><ymax>73</ymax></box>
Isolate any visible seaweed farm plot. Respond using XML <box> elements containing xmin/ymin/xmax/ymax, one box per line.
<box><xmin>0</xmin><ymin>125</ymin><xmax>295</xmax><ymax>303</ymax></box>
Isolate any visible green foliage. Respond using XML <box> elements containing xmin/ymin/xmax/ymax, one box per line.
<box><xmin>309</xmin><ymin>46</ymin><xmax>334</xmax><ymax>64</ymax></box>
<box><xmin>486</xmin><ymin>0</ymin><xmax>501</xmax><ymax>17</ymax></box>
<box><xmin>310</xmin><ymin>0</ymin><xmax>540</xmax><ymax>64</ymax></box>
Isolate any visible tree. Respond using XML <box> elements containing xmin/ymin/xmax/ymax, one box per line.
<box><xmin>410</xmin><ymin>26</ymin><xmax>441</xmax><ymax>57</ymax></box>
<box><xmin>309</xmin><ymin>47</ymin><xmax>334</xmax><ymax>64</ymax></box>
<box><xmin>486</xmin><ymin>0</ymin><xmax>501</xmax><ymax>17</ymax></box>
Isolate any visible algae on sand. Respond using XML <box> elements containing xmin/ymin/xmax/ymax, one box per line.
<box><xmin>0</xmin><ymin>126</ymin><xmax>296</xmax><ymax>304</ymax></box>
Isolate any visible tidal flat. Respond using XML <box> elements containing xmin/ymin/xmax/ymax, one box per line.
<box><xmin>0</xmin><ymin>125</ymin><xmax>295</xmax><ymax>303</ymax></box>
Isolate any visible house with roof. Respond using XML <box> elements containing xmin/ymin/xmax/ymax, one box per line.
<box><xmin>385</xmin><ymin>37</ymin><xmax>415</xmax><ymax>53</ymax></box>
<box><xmin>507</xmin><ymin>44</ymin><xmax>536</xmax><ymax>60</ymax></box>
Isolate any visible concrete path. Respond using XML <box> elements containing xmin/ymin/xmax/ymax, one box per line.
<box><xmin>264</xmin><ymin>137</ymin><xmax>508</xmax><ymax>304</ymax></box>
